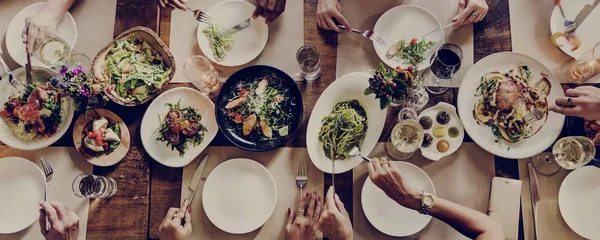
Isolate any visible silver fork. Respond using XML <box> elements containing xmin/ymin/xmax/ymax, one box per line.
<box><xmin>296</xmin><ymin>158</ymin><xmax>308</xmax><ymax>199</ymax></box>
<box><xmin>40</xmin><ymin>157</ymin><xmax>54</xmax><ymax>231</ymax></box>
<box><xmin>0</xmin><ymin>48</ymin><xmax>14</xmax><ymax>82</ymax></box>
<box><xmin>188</xmin><ymin>7</ymin><xmax>216</xmax><ymax>25</ymax></box>
<box><xmin>9</xmin><ymin>76</ymin><xmax>29</xmax><ymax>94</ymax></box>
<box><xmin>525</xmin><ymin>109</ymin><xmax>545</xmax><ymax>124</ymax></box>
<box><xmin>337</xmin><ymin>25</ymin><xmax>387</xmax><ymax>47</ymax></box>
<box><xmin>557</xmin><ymin>3</ymin><xmax>576</xmax><ymax>33</ymax></box>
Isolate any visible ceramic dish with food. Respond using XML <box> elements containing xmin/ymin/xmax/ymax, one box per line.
<box><xmin>457</xmin><ymin>52</ymin><xmax>565</xmax><ymax>159</ymax></box>
<box><xmin>0</xmin><ymin>67</ymin><xmax>74</xmax><ymax>151</ymax></box>
<box><xmin>73</xmin><ymin>109</ymin><xmax>130</xmax><ymax>166</ymax></box>
<box><xmin>307</xmin><ymin>72</ymin><xmax>387</xmax><ymax>174</ymax></box>
<box><xmin>141</xmin><ymin>87</ymin><xmax>218</xmax><ymax>168</ymax></box>
<box><xmin>92</xmin><ymin>27</ymin><xmax>175</xmax><ymax>106</ymax></box>
<box><xmin>550</xmin><ymin>0</ymin><xmax>600</xmax><ymax>58</ymax></box>
<box><xmin>215</xmin><ymin>65</ymin><xmax>302</xmax><ymax>151</ymax></box>
<box><xmin>417</xmin><ymin>102</ymin><xmax>464</xmax><ymax>161</ymax></box>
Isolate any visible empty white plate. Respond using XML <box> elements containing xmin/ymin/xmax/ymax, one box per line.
<box><xmin>5</xmin><ymin>3</ymin><xmax>77</xmax><ymax>67</ymax></box>
<box><xmin>197</xmin><ymin>0</ymin><xmax>268</xmax><ymax>67</ymax></box>
<box><xmin>202</xmin><ymin>158</ymin><xmax>277</xmax><ymax>234</ymax></box>
<box><xmin>559</xmin><ymin>166</ymin><xmax>600</xmax><ymax>239</ymax></box>
<box><xmin>362</xmin><ymin>161</ymin><xmax>435</xmax><ymax>237</ymax></box>
<box><xmin>0</xmin><ymin>157</ymin><xmax>46</xmax><ymax>234</ymax></box>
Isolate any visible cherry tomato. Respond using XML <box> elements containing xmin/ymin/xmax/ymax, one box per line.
<box><xmin>233</xmin><ymin>112</ymin><xmax>243</xmax><ymax>123</ymax></box>
<box><xmin>410</xmin><ymin>38</ymin><xmax>417</xmax><ymax>45</ymax></box>
<box><xmin>171</xmin><ymin>124</ymin><xmax>181</xmax><ymax>134</ymax></box>
<box><xmin>407</xmin><ymin>66</ymin><xmax>414</xmax><ymax>72</ymax></box>
<box><xmin>239</xmin><ymin>89</ymin><xmax>248</xmax><ymax>97</ymax></box>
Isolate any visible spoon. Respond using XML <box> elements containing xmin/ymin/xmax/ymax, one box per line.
<box><xmin>348</xmin><ymin>146</ymin><xmax>371</xmax><ymax>162</ymax></box>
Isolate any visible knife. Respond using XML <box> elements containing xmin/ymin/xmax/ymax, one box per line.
<box><xmin>574</xmin><ymin>0</ymin><xmax>600</xmax><ymax>32</ymax></box>
<box><xmin>181</xmin><ymin>154</ymin><xmax>210</xmax><ymax>220</ymax></box>
<box><xmin>221</xmin><ymin>18</ymin><xmax>251</xmax><ymax>36</ymax></box>
<box><xmin>528</xmin><ymin>163</ymin><xmax>540</xmax><ymax>240</ymax></box>
<box><xmin>24</xmin><ymin>18</ymin><xmax>33</xmax><ymax>85</ymax></box>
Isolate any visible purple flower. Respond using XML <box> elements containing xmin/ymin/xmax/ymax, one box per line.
<box><xmin>79</xmin><ymin>85</ymin><xmax>91</xmax><ymax>98</ymax></box>
<box><xmin>59</xmin><ymin>65</ymin><xmax>69</xmax><ymax>76</ymax></box>
<box><xmin>72</xmin><ymin>66</ymin><xmax>84</xmax><ymax>75</ymax></box>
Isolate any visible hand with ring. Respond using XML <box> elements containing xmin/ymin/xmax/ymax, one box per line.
<box><xmin>452</xmin><ymin>0</ymin><xmax>489</xmax><ymax>28</ymax></box>
<box><xmin>285</xmin><ymin>191</ymin><xmax>322</xmax><ymax>240</ymax></box>
<box><xmin>367</xmin><ymin>157</ymin><xmax>421</xmax><ymax>211</ymax></box>
<box><xmin>318</xmin><ymin>186</ymin><xmax>352</xmax><ymax>240</ymax></box>
<box><xmin>550</xmin><ymin>86</ymin><xmax>600</xmax><ymax>120</ymax></box>
<box><xmin>158</xmin><ymin>199</ymin><xmax>192</xmax><ymax>240</ymax></box>
<box><xmin>39</xmin><ymin>201</ymin><xmax>80</xmax><ymax>240</ymax></box>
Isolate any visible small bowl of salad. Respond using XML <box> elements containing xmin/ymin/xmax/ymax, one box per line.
<box><xmin>92</xmin><ymin>27</ymin><xmax>175</xmax><ymax>107</ymax></box>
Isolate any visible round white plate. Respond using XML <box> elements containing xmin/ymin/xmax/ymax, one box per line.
<box><xmin>373</xmin><ymin>5</ymin><xmax>444</xmax><ymax>71</ymax></box>
<box><xmin>6</xmin><ymin>3</ymin><xmax>77</xmax><ymax>67</ymax></box>
<box><xmin>0</xmin><ymin>157</ymin><xmax>46</xmax><ymax>234</ymax></box>
<box><xmin>306</xmin><ymin>72</ymin><xmax>387</xmax><ymax>174</ymax></box>
<box><xmin>457</xmin><ymin>52</ymin><xmax>565</xmax><ymax>159</ymax></box>
<box><xmin>140</xmin><ymin>87</ymin><xmax>218</xmax><ymax>168</ymax></box>
<box><xmin>550</xmin><ymin>0</ymin><xmax>600</xmax><ymax>58</ymax></box>
<box><xmin>362</xmin><ymin>161</ymin><xmax>435</xmax><ymax>237</ymax></box>
<box><xmin>418</xmin><ymin>102</ymin><xmax>464</xmax><ymax>161</ymax></box>
<box><xmin>197</xmin><ymin>0</ymin><xmax>268</xmax><ymax>67</ymax></box>
<box><xmin>203</xmin><ymin>158</ymin><xmax>277</xmax><ymax>234</ymax></box>
<box><xmin>559</xmin><ymin>166</ymin><xmax>600</xmax><ymax>239</ymax></box>
<box><xmin>0</xmin><ymin>67</ymin><xmax>75</xmax><ymax>151</ymax></box>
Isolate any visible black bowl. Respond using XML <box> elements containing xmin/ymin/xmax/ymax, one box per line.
<box><xmin>215</xmin><ymin>65</ymin><xmax>303</xmax><ymax>151</ymax></box>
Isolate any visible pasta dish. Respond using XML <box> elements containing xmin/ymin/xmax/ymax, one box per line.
<box><xmin>319</xmin><ymin>100</ymin><xmax>368</xmax><ymax>160</ymax></box>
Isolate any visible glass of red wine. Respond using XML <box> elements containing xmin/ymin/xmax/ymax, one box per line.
<box><xmin>424</xmin><ymin>42</ymin><xmax>463</xmax><ymax>94</ymax></box>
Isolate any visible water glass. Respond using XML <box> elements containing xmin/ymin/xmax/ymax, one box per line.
<box><xmin>72</xmin><ymin>173</ymin><xmax>117</xmax><ymax>199</ymax></box>
<box><xmin>554</xmin><ymin>42</ymin><xmax>600</xmax><ymax>84</ymax></box>
<box><xmin>183</xmin><ymin>55</ymin><xmax>221</xmax><ymax>98</ymax></box>
<box><xmin>296</xmin><ymin>45</ymin><xmax>321</xmax><ymax>81</ymax></box>
<box><xmin>424</xmin><ymin>42</ymin><xmax>463</xmax><ymax>95</ymax></box>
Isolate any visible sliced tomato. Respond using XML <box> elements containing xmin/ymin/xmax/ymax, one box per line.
<box><xmin>171</xmin><ymin>124</ymin><xmax>181</xmax><ymax>134</ymax></box>
<box><xmin>239</xmin><ymin>89</ymin><xmax>248</xmax><ymax>97</ymax></box>
<box><xmin>233</xmin><ymin>112</ymin><xmax>243</xmax><ymax>123</ymax></box>
<box><xmin>410</xmin><ymin>38</ymin><xmax>417</xmax><ymax>45</ymax></box>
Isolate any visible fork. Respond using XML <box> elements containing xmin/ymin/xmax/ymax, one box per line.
<box><xmin>525</xmin><ymin>109</ymin><xmax>545</xmax><ymax>124</ymax></box>
<box><xmin>187</xmin><ymin>7</ymin><xmax>217</xmax><ymax>25</ymax></box>
<box><xmin>337</xmin><ymin>25</ymin><xmax>387</xmax><ymax>47</ymax></box>
<box><xmin>557</xmin><ymin>3</ymin><xmax>576</xmax><ymax>33</ymax></box>
<box><xmin>40</xmin><ymin>157</ymin><xmax>54</xmax><ymax>231</ymax></box>
<box><xmin>296</xmin><ymin>158</ymin><xmax>308</xmax><ymax>199</ymax></box>
<box><xmin>9</xmin><ymin>76</ymin><xmax>29</xmax><ymax>94</ymax></box>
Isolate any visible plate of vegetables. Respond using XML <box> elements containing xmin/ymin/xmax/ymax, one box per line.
<box><xmin>73</xmin><ymin>108</ymin><xmax>130</xmax><ymax>166</ymax></box>
<box><xmin>215</xmin><ymin>65</ymin><xmax>303</xmax><ymax>151</ymax></box>
<box><xmin>92</xmin><ymin>27</ymin><xmax>175</xmax><ymax>106</ymax></box>
<box><xmin>373</xmin><ymin>5</ymin><xmax>443</xmax><ymax>70</ymax></box>
<box><xmin>141</xmin><ymin>87</ymin><xmax>218</xmax><ymax>168</ymax></box>
<box><xmin>197</xmin><ymin>0</ymin><xmax>268</xmax><ymax>66</ymax></box>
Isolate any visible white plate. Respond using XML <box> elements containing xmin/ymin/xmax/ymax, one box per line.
<box><xmin>457</xmin><ymin>52</ymin><xmax>565</xmax><ymax>159</ymax></box>
<box><xmin>550</xmin><ymin>0</ymin><xmax>600</xmax><ymax>58</ymax></box>
<box><xmin>0</xmin><ymin>157</ymin><xmax>46</xmax><ymax>234</ymax></box>
<box><xmin>0</xmin><ymin>67</ymin><xmax>75</xmax><ymax>151</ymax></box>
<box><xmin>197</xmin><ymin>0</ymin><xmax>268</xmax><ymax>67</ymax></box>
<box><xmin>362</xmin><ymin>161</ymin><xmax>435</xmax><ymax>237</ymax></box>
<box><xmin>6</xmin><ymin>3</ymin><xmax>77</xmax><ymax>67</ymax></box>
<box><xmin>558</xmin><ymin>166</ymin><xmax>600</xmax><ymax>239</ymax></box>
<box><xmin>202</xmin><ymin>158</ymin><xmax>277</xmax><ymax>234</ymax></box>
<box><xmin>306</xmin><ymin>72</ymin><xmax>387</xmax><ymax>174</ymax></box>
<box><xmin>140</xmin><ymin>87</ymin><xmax>218</xmax><ymax>168</ymax></box>
<box><xmin>373</xmin><ymin>5</ymin><xmax>444</xmax><ymax>71</ymax></box>
<box><xmin>417</xmin><ymin>102</ymin><xmax>464</xmax><ymax>161</ymax></box>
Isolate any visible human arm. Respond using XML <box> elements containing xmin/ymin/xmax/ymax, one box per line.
<box><xmin>452</xmin><ymin>0</ymin><xmax>489</xmax><ymax>28</ymax></box>
<box><xmin>39</xmin><ymin>201</ymin><xmax>79</xmax><ymax>240</ymax></box>
<box><xmin>317</xmin><ymin>186</ymin><xmax>353</xmax><ymax>240</ymax></box>
<box><xmin>550</xmin><ymin>86</ymin><xmax>600</xmax><ymax>120</ymax></box>
<box><xmin>158</xmin><ymin>200</ymin><xmax>192</xmax><ymax>240</ymax></box>
<box><xmin>316</xmin><ymin>0</ymin><xmax>351</xmax><ymax>32</ymax></box>
<box><xmin>285</xmin><ymin>191</ymin><xmax>322</xmax><ymax>240</ymax></box>
<box><xmin>252</xmin><ymin>0</ymin><xmax>287</xmax><ymax>24</ymax></box>
<box><xmin>22</xmin><ymin>0</ymin><xmax>75</xmax><ymax>52</ymax></box>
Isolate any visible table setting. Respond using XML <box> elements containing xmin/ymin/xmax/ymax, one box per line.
<box><xmin>1</xmin><ymin>0</ymin><xmax>600</xmax><ymax>239</ymax></box>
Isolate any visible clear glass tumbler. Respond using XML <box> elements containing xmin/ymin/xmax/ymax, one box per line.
<box><xmin>183</xmin><ymin>55</ymin><xmax>221</xmax><ymax>98</ymax></box>
<box><xmin>72</xmin><ymin>173</ymin><xmax>117</xmax><ymax>199</ymax></box>
<box><xmin>296</xmin><ymin>45</ymin><xmax>321</xmax><ymax>81</ymax></box>
<box><xmin>554</xmin><ymin>42</ymin><xmax>600</xmax><ymax>84</ymax></box>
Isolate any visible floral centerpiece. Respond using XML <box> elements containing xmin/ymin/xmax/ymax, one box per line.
<box><xmin>51</xmin><ymin>65</ymin><xmax>108</xmax><ymax>111</ymax></box>
<box><xmin>364</xmin><ymin>63</ymin><xmax>419</xmax><ymax>109</ymax></box>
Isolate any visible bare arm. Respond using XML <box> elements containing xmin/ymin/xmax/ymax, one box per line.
<box><xmin>22</xmin><ymin>0</ymin><xmax>76</xmax><ymax>51</ymax></box>
<box><xmin>42</xmin><ymin>0</ymin><xmax>76</xmax><ymax>19</ymax></box>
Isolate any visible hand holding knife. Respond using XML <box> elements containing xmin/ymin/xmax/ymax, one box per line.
<box><xmin>178</xmin><ymin>154</ymin><xmax>210</xmax><ymax>225</ymax></box>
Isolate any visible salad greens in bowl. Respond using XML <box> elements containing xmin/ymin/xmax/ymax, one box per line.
<box><xmin>92</xmin><ymin>27</ymin><xmax>175</xmax><ymax>106</ymax></box>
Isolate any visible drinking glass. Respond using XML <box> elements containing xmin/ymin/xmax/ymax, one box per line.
<box><xmin>387</xmin><ymin>119</ymin><xmax>424</xmax><ymax>160</ymax></box>
<box><xmin>554</xmin><ymin>42</ymin><xmax>600</xmax><ymax>84</ymax></box>
<box><xmin>424</xmin><ymin>42</ymin><xmax>463</xmax><ymax>95</ymax></box>
<box><xmin>67</xmin><ymin>53</ymin><xmax>92</xmax><ymax>73</ymax></box>
<box><xmin>72</xmin><ymin>173</ymin><xmax>117</xmax><ymax>199</ymax></box>
<box><xmin>531</xmin><ymin>152</ymin><xmax>561</xmax><ymax>175</ymax></box>
<box><xmin>34</xmin><ymin>34</ymin><xmax>71</xmax><ymax>67</ymax></box>
<box><xmin>296</xmin><ymin>45</ymin><xmax>321</xmax><ymax>81</ymax></box>
<box><xmin>183</xmin><ymin>55</ymin><xmax>221</xmax><ymax>98</ymax></box>
<box><xmin>532</xmin><ymin>136</ymin><xmax>597</xmax><ymax>174</ymax></box>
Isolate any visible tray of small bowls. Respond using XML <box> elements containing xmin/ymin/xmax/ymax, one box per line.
<box><xmin>417</xmin><ymin>102</ymin><xmax>464</xmax><ymax>161</ymax></box>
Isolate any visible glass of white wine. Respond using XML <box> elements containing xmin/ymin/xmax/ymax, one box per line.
<box><xmin>35</xmin><ymin>34</ymin><xmax>71</xmax><ymax>67</ymax></box>
<box><xmin>387</xmin><ymin>119</ymin><xmax>424</xmax><ymax>160</ymax></box>
<box><xmin>554</xmin><ymin>42</ymin><xmax>600</xmax><ymax>84</ymax></box>
<box><xmin>183</xmin><ymin>55</ymin><xmax>221</xmax><ymax>98</ymax></box>
<box><xmin>553</xmin><ymin>136</ymin><xmax>596</xmax><ymax>169</ymax></box>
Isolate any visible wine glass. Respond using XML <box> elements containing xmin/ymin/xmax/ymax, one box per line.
<box><xmin>183</xmin><ymin>55</ymin><xmax>221</xmax><ymax>98</ymax></box>
<box><xmin>424</xmin><ymin>42</ymin><xmax>463</xmax><ymax>95</ymax></box>
<box><xmin>532</xmin><ymin>136</ymin><xmax>597</xmax><ymax>174</ymax></box>
<box><xmin>34</xmin><ymin>34</ymin><xmax>71</xmax><ymax>67</ymax></box>
<box><xmin>387</xmin><ymin>119</ymin><xmax>424</xmax><ymax>160</ymax></box>
<box><xmin>554</xmin><ymin>42</ymin><xmax>600</xmax><ymax>84</ymax></box>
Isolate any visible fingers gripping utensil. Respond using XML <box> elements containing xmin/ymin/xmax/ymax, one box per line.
<box><xmin>180</xmin><ymin>154</ymin><xmax>210</xmax><ymax>224</ymax></box>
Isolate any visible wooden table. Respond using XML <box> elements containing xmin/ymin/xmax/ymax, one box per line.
<box><xmin>46</xmin><ymin>0</ymin><xmax>571</xmax><ymax>239</ymax></box>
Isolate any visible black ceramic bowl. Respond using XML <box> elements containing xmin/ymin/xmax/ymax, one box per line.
<box><xmin>215</xmin><ymin>65</ymin><xmax>303</xmax><ymax>151</ymax></box>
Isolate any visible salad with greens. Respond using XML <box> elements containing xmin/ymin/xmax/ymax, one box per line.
<box><xmin>102</xmin><ymin>38</ymin><xmax>171</xmax><ymax>103</ymax></box>
<box><xmin>203</xmin><ymin>24</ymin><xmax>234</xmax><ymax>62</ymax></box>
<box><xmin>156</xmin><ymin>100</ymin><xmax>207</xmax><ymax>157</ymax></box>
<box><xmin>386</xmin><ymin>38</ymin><xmax>436</xmax><ymax>66</ymax></box>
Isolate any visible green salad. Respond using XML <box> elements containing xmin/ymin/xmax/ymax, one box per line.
<box><xmin>386</xmin><ymin>38</ymin><xmax>436</xmax><ymax>66</ymax></box>
<box><xmin>319</xmin><ymin>100</ymin><xmax>368</xmax><ymax>160</ymax></box>
<box><xmin>203</xmin><ymin>24</ymin><xmax>234</xmax><ymax>62</ymax></box>
<box><xmin>103</xmin><ymin>38</ymin><xmax>171</xmax><ymax>103</ymax></box>
<box><xmin>155</xmin><ymin>100</ymin><xmax>207</xmax><ymax>157</ymax></box>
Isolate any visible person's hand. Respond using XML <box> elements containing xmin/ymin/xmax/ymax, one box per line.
<box><xmin>318</xmin><ymin>186</ymin><xmax>352</xmax><ymax>240</ymax></box>
<box><xmin>367</xmin><ymin>157</ymin><xmax>421</xmax><ymax>211</ymax></box>
<box><xmin>252</xmin><ymin>0</ymin><xmax>287</xmax><ymax>24</ymax></box>
<box><xmin>452</xmin><ymin>0</ymin><xmax>489</xmax><ymax>28</ymax></box>
<box><xmin>158</xmin><ymin>200</ymin><xmax>192</xmax><ymax>240</ymax></box>
<box><xmin>158</xmin><ymin>0</ymin><xmax>188</xmax><ymax>11</ymax></box>
<box><xmin>22</xmin><ymin>10</ymin><xmax>61</xmax><ymax>53</ymax></box>
<box><xmin>285</xmin><ymin>191</ymin><xmax>322</xmax><ymax>240</ymax></box>
<box><xmin>550</xmin><ymin>86</ymin><xmax>600</xmax><ymax>120</ymax></box>
<box><xmin>39</xmin><ymin>201</ymin><xmax>79</xmax><ymax>240</ymax></box>
<box><xmin>317</xmin><ymin>0</ymin><xmax>351</xmax><ymax>33</ymax></box>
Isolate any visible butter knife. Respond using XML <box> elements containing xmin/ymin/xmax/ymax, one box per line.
<box><xmin>528</xmin><ymin>163</ymin><xmax>540</xmax><ymax>240</ymax></box>
<box><xmin>574</xmin><ymin>0</ymin><xmax>600</xmax><ymax>32</ymax></box>
<box><xmin>182</xmin><ymin>154</ymin><xmax>210</xmax><ymax>219</ymax></box>
<box><xmin>221</xmin><ymin>18</ymin><xmax>251</xmax><ymax>35</ymax></box>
